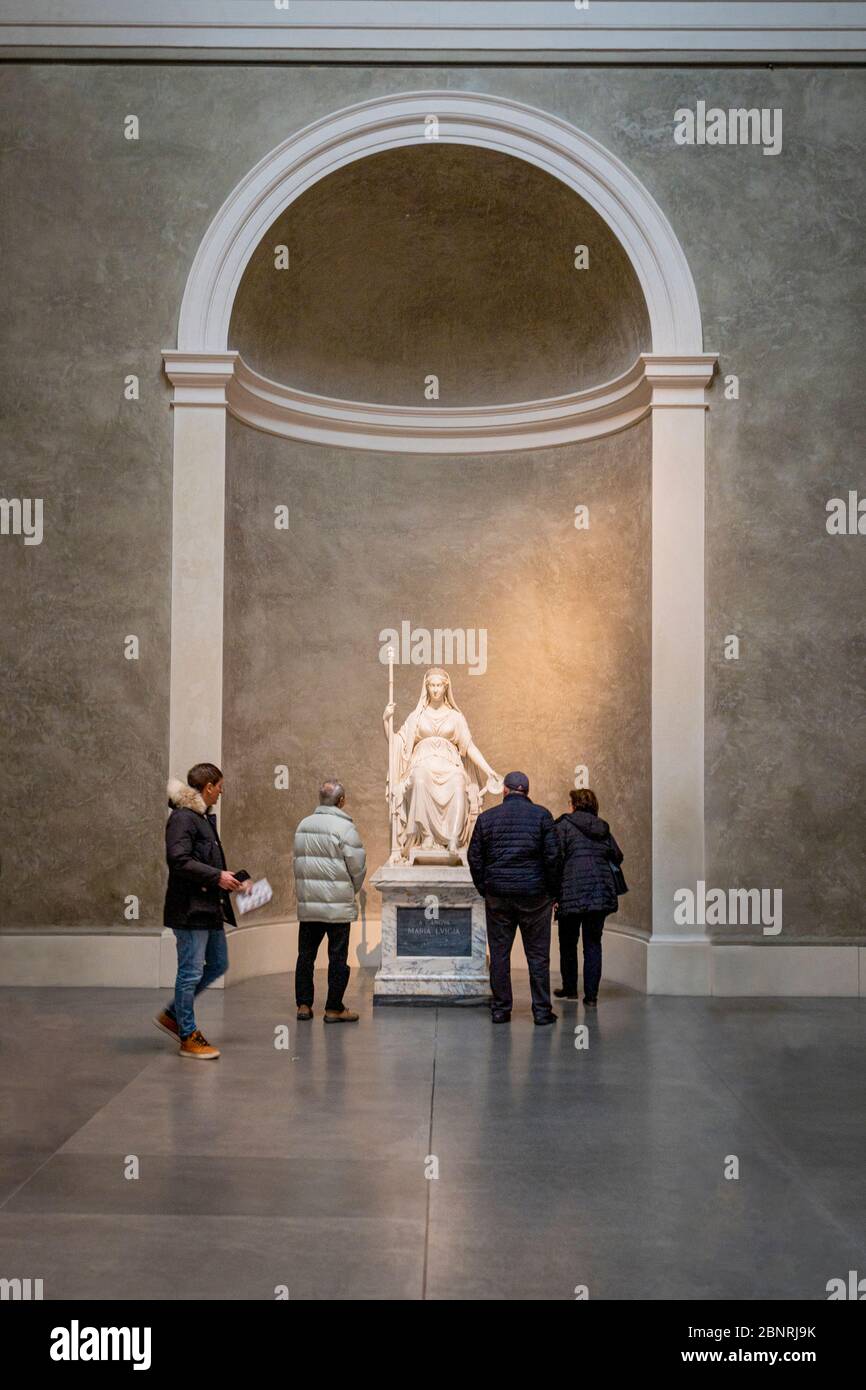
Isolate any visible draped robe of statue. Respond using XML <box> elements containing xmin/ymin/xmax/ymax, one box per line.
<box><xmin>391</xmin><ymin>675</ymin><xmax>490</xmax><ymax>858</ymax></box>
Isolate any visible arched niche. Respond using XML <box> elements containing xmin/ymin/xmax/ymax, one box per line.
<box><xmin>163</xmin><ymin>91</ymin><xmax>717</xmax><ymax>992</ymax></box>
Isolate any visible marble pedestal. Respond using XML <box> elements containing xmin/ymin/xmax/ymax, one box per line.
<box><xmin>371</xmin><ymin>862</ymin><xmax>491</xmax><ymax>1005</ymax></box>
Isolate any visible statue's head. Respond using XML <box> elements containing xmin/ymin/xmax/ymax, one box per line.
<box><xmin>418</xmin><ymin>666</ymin><xmax>460</xmax><ymax>711</ymax></box>
<box><xmin>426</xmin><ymin>667</ymin><xmax>449</xmax><ymax>703</ymax></box>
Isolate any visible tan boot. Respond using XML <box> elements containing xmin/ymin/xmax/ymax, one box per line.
<box><xmin>153</xmin><ymin>1010</ymin><xmax>179</xmax><ymax>1040</ymax></box>
<box><xmin>324</xmin><ymin>1008</ymin><xmax>359</xmax><ymax>1024</ymax></box>
<box><xmin>179</xmin><ymin>1029</ymin><xmax>220</xmax><ymax>1060</ymax></box>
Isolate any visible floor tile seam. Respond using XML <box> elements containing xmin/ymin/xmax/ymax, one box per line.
<box><xmin>0</xmin><ymin>1055</ymin><xmax>166</xmax><ymax>1214</ymax></box>
<box><xmin>421</xmin><ymin>1006</ymin><xmax>439</xmax><ymax>1302</ymax></box>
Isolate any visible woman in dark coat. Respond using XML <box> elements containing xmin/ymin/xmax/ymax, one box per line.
<box><xmin>554</xmin><ymin>788</ymin><xmax>624</xmax><ymax>1006</ymax></box>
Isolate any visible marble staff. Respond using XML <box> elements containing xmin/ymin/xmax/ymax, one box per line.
<box><xmin>386</xmin><ymin>647</ymin><xmax>401</xmax><ymax>864</ymax></box>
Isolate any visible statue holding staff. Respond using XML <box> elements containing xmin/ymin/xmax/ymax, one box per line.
<box><xmin>383</xmin><ymin>665</ymin><xmax>503</xmax><ymax>864</ymax></box>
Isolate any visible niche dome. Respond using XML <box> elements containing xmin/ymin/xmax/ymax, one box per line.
<box><xmin>229</xmin><ymin>143</ymin><xmax>651</xmax><ymax>407</ymax></box>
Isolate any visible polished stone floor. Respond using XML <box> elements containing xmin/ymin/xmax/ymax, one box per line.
<box><xmin>1</xmin><ymin>973</ymin><xmax>864</xmax><ymax>1300</ymax></box>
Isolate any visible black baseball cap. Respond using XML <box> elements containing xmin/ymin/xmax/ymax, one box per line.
<box><xmin>503</xmin><ymin>771</ymin><xmax>530</xmax><ymax>794</ymax></box>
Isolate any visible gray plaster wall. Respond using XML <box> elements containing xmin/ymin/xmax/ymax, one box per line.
<box><xmin>0</xmin><ymin>64</ymin><xmax>863</xmax><ymax>941</ymax></box>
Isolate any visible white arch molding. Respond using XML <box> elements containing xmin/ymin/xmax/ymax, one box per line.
<box><xmin>174</xmin><ymin>90</ymin><xmax>702</xmax><ymax>358</ymax></box>
<box><xmin>163</xmin><ymin>91</ymin><xmax>718</xmax><ymax>993</ymax></box>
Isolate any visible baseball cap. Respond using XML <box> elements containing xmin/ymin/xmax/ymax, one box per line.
<box><xmin>503</xmin><ymin>771</ymin><xmax>530</xmax><ymax>794</ymax></box>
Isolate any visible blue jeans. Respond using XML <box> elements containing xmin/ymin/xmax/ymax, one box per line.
<box><xmin>167</xmin><ymin>928</ymin><xmax>229</xmax><ymax>1039</ymax></box>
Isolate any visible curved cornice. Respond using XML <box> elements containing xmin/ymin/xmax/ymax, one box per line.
<box><xmin>163</xmin><ymin>351</ymin><xmax>717</xmax><ymax>453</ymax></box>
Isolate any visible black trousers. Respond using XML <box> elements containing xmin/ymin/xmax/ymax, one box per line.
<box><xmin>485</xmin><ymin>892</ymin><xmax>554</xmax><ymax>1019</ymax></box>
<box><xmin>558</xmin><ymin>910</ymin><xmax>607</xmax><ymax>1000</ymax></box>
<box><xmin>295</xmin><ymin>921</ymin><xmax>350</xmax><ymax>1011</ymax></box>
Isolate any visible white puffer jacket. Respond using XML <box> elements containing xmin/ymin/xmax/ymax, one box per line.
<box><xmin>293</xmin><ymin>805</ymin><xmax>367</xmax><ymax>923</ymax></box>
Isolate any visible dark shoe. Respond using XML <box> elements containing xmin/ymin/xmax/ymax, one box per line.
<box><xmin>554</xmin><ymin>988</ymin><xmax>578</xmax><ymax>999</ymax></box>
<box><xmin>296</xmin><ymin>1005</ymin><xmax>313</xmax><ymax>1021</ymax></box>
<box><xmin>533</xmin><ymin>1012</ymin><xmax>558</xmax><ymax>1026</ymax></box>
<box><xmin>491</xmin><ymin>1011</ymin><xmax>511</xmax><ymax>1024</ymax></box>
<box><xmin>324</xmin><ymin>1008</ymin><xmax>359</xmax><ymax>1024</ymax></box>
<box><xmin>153</xmin><ymin>1009</ymin><xmax>180</xmax><ymax>1040</ymax></box>
<box><xmin>583</xmin><ymin>997</ymin><xmax>598</xmax><ymax>1007</ymax></box>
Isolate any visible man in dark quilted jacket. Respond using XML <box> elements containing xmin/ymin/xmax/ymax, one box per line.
<box><xmin>468</xmin><ymin>771</ymin><xmax>562</xmax><ymax>1025</ymax></box>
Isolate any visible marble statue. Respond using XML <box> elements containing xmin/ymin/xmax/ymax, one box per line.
<box><xmin>383</xmin><ymin>664</ymin><xmax>503</xmax><ymax>864</ymax></box>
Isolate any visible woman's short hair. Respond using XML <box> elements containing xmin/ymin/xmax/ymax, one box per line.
<box><xmin>569</xmin><ymin>787</ymin><xmax>599</xmax><ymax>815</ymax></box>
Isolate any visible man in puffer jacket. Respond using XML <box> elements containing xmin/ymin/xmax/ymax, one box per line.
<box><xmin>555</xmin><ymin>788</ymin><xmax>624</xmax><ymax>1006</ymax></box>
<box><xmin>468</xmin><ymin>771</ymin><xmax>562</xmax><ymax>1025</ymax></box>
<box><xmin>293</xmin><ymin>779</ymin><xmax>366</xmax><ymax>1023</ymax></box>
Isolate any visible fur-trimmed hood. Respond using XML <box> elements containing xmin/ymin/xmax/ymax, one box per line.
<box><xmin>167</xmin><ymin>778</ymin><xmax>207</xmax><ymax>815</ymax></box>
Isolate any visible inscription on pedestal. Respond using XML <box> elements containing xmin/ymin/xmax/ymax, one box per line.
<box><xmin>396</xmin><ymin>906</ymin><xmax>473</xmax><ymax>957</ymax></box>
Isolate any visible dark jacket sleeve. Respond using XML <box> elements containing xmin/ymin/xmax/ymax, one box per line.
<box><xmin>608</xmin><ymin>833</ymin><xmax>624</xmax><ymax>866</ymax></box>
<box><xmin>555</xmin><ymin>819</ymin><xmax>573</xmax><ymax>880</ymax></box>
<box><xmin>467</xmin><ymin>817</ymin><xmax>486</xmax><ymax>896</ymax></box>
<box><xmin>541</xmin><ymin>811</ymin><xmax>563</xmax><ymax>896</ymax></box>
<box><xmin>166</xmin><ymin>812</ymin><xmax>221</xmax><ymax>885</ymax></box>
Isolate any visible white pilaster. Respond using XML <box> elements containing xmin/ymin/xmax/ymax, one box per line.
<box><xmin>645</xmin><ymin>355</ymin><xmax>716</xmax><ymax>982</ymax></box>
<box><xmin>163</xmin><ymin>352</ymin><xmax>237</xmax><ymax>779</ymax></box>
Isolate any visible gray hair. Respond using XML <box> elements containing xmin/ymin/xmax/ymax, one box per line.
<box><xmin>319</xmin><ymin>779</ymin><xmax>345</xmax><ymax>806</ymax></box>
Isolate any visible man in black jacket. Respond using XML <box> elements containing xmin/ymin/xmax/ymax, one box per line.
<box><xmin>467</xmin><ymin>771</ymin><xmax>562</xmax><ymax>1025</ymax></box>
<box><xmin>154</xmin><ymin>762</ymin><xmax>249</xmax><ymax>1060</ymax></box>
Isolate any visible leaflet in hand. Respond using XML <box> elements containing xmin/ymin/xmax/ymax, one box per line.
<box><xmin>236</xmin><ymin>878</ymin><xmax>273</xmax><ymax>916</ymax></box>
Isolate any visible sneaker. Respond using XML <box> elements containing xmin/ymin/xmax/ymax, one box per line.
<box><xmin>297</xmin><ymin>1005</ymin><xmax>313</xmax><ymax>1021</ymax></box>
<box><xmin>153</xmin><ymin>1009</ymin><xmax>179</xmax><ymax>1040</ymax></box>
<box><xmin>179</xmin><ymin>1029</ymin><xmax>220</xmax><ymax>1060</ymax></box>
<box><xmin>323</xmin><ymin>1008</ymin><xmax>359</xmax><ymax>1024</ymax></box>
